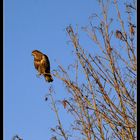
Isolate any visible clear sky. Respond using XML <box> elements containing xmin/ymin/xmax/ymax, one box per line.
<box><xmin>4</xmin><ymin>0</ymin><xmax>134</xmax><ymax>140</ymax></box>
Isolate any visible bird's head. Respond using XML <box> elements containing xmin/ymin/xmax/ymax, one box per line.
<box><xmin>32</xmin><ymin>51</ymin><xmax>36</xmax><ymax>57</ymax></box>
<box><xmin>32</xmin><ymin>50</ymin><xmax>42</xmax><ymax>58</ymax></box>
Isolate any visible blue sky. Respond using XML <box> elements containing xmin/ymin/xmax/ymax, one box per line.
<box><xmin>4</xmin><ymin>0</ymin><xmax>99</xmax><ymax>140</ymax></box>
<box><xmin>4</xmin><ymin>0</ymin><xmax>135</xmax><ymax>140</ymax></box>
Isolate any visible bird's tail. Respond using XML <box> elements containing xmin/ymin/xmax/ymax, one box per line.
<box><xmin>44</xmin><ymin>73</ymin><xmax>53</xmax><ymax>82</ymax></box>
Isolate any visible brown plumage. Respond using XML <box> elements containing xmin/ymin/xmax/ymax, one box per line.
<box><xmin>32</xmin><ymin>50</ymin><xmax>53</xmax><ymax>82</ymax></box>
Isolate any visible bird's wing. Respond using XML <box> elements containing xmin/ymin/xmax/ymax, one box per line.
<box><xmin>42</xmin><ymin>55</ymin><xmax>50</xmax><ymax>72</ymax></box>
<box><xmin>34</xmin><ymin>60</ymin><xmax>41</xmax><ymax>70</ymax></box>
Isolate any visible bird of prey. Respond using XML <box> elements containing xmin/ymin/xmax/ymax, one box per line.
<box><xmin>32</xmin><ymin>50</ymin><xmax>53</xmax><ymax>82</ymax></box>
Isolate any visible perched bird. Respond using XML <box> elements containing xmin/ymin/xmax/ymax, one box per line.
<box><xmin>32</xmin><ymin>50</ymin><xmax>53</xmax><ymax>82</ymax></box>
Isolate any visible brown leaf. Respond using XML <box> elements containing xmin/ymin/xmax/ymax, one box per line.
<box><xmin>62</xmin><ymin>100</ymin><xmax>67</xmax><ymax>109</ymax></box>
